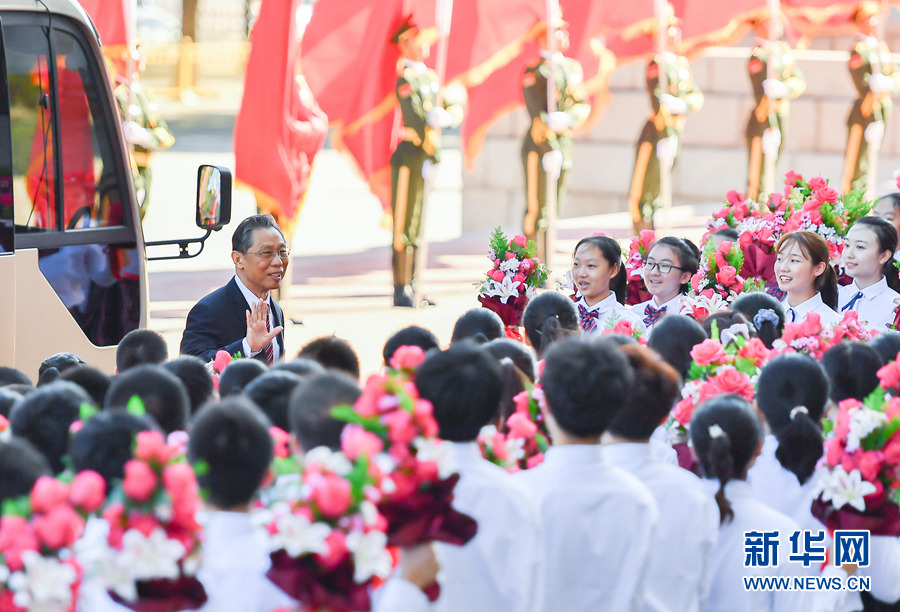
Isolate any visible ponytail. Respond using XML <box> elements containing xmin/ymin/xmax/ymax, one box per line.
<box><xmin>852</xmin><ymin>216</ymin><xmax>900</xmax><ymax>293</ymax></box>
<box><xmin>773</xmin><ymin>407</ymin><xmax>823</xmax><ymax>485</ymax></box>
<box><xmin>611</xmin><ymin>262</ymin><xmax>627</xmax><ymax>304</ymax></box>
<box><xmin>817</xmin><ymin>264</ymin><xmax>839</xmax><ymax>311</ymax></box>
<box><xmin>732</xmin><ymin>293</ymin><xmax>785</xmax><ymax>349</ymax></box>
<box><xmin>523</xmin><ymin>292</ymin><xmax>580</xmax><ymax>358</ymax></box>
<box><xmin>495</xmin><ymin>358</ymin><xmax>528</xmax><ymax>425</ymax></box>
<box><xmin>707</xmin><ymin>426</ymin><xmax>735</xmax><ymax>525</ymax></box>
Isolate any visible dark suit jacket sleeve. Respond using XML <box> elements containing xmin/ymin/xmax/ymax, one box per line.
<box><xmin>180</xmin><ymin>300</ymin><xmax>245</xmax><ymax>362</ymax></box>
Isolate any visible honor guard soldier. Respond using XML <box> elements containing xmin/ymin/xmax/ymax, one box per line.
<box><xmin>390</xmin><ymin>17</ymin><xmax>462</xmax><ymax>308</ymax></box>
<box><xmin>521</xmin><ymin>11</ymin><xmax>590</xmax><ymax>264</ymax></box>
<box><xmin>841</xmin><ymin>2</ymin><xmax>899</xmax><ymax>194</ymax></box>
<box><xmin>746</xmin><ymin>18</ymin><xmax>805</xmax><ymax>201</ymax></box>
<box><xmin>627</xmin><ymin>26</ymin><xmax>703</xmax><ymax>233</ymax></box>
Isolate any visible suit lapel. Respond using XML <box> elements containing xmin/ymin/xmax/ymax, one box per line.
<box><xmin>271</xmin><ymin>299</ymin><xmax>285</xmax><ymax>354</ymax></box>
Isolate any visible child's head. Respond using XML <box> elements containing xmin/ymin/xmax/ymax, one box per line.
<box><xmin>188</xmin><ymin>396</ymin><xmax>274</xmax><ymax>510</ymax></box>
<box><xmin>690</xmin><ymin>395</ymin><xmax>762</xmax><ymax>524</ymax></box>
<box><xmin>757</xmin><ymin>354</ymin><xmax>829</xmax><ymax>485</ymax></box>
<box><xmin>289</xmin><ymin>371</ymin><xmax>361</xmax><ymax>452</ymax></box>
<box><xmin>484</xmin><ymin>338</ymin><xmax>536</xmax><ymax>382</ymax></box>
<box><xmin>0</xmin><ymin>438</ymin><xmax>51</xmax><ymax>505</ymax></box>
<box><xmin>606</xmin><ymin>345</ymin><xmax>681</xmax><ymax>441</ymax></box>
<box><xmin>571</xmin><ymin>235</ymin><xmax>626</xmax><ymax>304</ymax></box>
<box><xmin>871</xmin><ymin>331</ymin><xmax>900</xmax><ymax>365</ymax></box>
<box><xmin>646</xmin><ymin>314</ymin><xmax>708</xmax><ymax>380</ymax></box>
<box><xmin>821</xmin><ymin>342</ymin><xmax>883</xmax><ymax>404</ymax></box>
<box><xmin>244</xmin><ymin>370</ymin><xmax>303</xmax><ymax>432</ymax></box>
<box><xmin>162</xmin><ymin>357</ymin><xmax>215</xmax><ymax>416</ymax></box>
<box><xmin>731</xmin><ymin>292</ymin><xmax>785</xmax><ymax>349</ymax></box>
<box><xmin>522</xmin><ymin>292</ymin><xmax>580</xmax><ymax>359</ymax></box>
<box><xmin>702</xmin><ymin>311</ymin><xmax>754</xmax><ymax>347</ymax></box>
<box><xmin>105</xmin><ymin>365</ymin><xmax>190</xmax><ymax>435</ymax></box>
<box><xmin>541</xmin><ymin>337</ymin><xmax>634</xmax><ymax>440</ymax></box>
<box><xmin>451</xmin><ymin>309</ymin><xmax>505</xmax><ymax>345</ymax></box>
<box><xmin>69</xmin><ymin>411</ymin><xmax>159</xmax><ymax>488</ymax></box>
<box><xmin>843</xmin><ymin>216</ymin><xmax>900</xmax><ymax>290</ymax></box>
<box><xmin>711</xmin><ymin>228</ymin><xmax>740</xmax><ymax>248</ymax></box>
<box><xmin>382</xmin><ymin>326</ymin><xmax>440</xmax><ymax>367</ymax></box>
<box><xmin>298</xmin><ymin>335</ymin><xmax>361</xmax><ymax>380</ymax></box>
<box><xmin>775</xmin><ymin>231</ymin><xmax>838</xmax><ymax>309</ymax></box>
<box><xmin>0</xmin><ymin>366</ymin><xmax>32</xmax><ymax>388</ymax></box>
<box><xmin>58</xmin><ymin>366</ymin><xmax>111</xmax><ymax>409</ymax></box>
<box><xmin>416</xmin><ymin>341</ymin><xmax>503</xmax><ymax>441</ymax></box>
<box><xmin>271</xmin><ymin>358</ymin><xmax>326</xmax><ymax>379</ymax></box>
<box><xmin>644</xmin><ymin>237</ymin><xmax>700</xmax><ymax>301</ymax></box>
<box><xmin>218</xmin><ymin>359</ymin><xmax>268</xmax><ymax>397</ymax></box>
<box><xmin>116</xmin><ymin>329</ymin><xmax>168</xmax><ymax>372</ymax></box>
<box><xmin>0</xmin><ymin>389</ymin><xmax>22</xmax><ymax>419</ymax></box>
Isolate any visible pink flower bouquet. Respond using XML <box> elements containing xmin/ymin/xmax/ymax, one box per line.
<box><xmin>479</xmin><ymin>384</ymin><xmax>551</xmax><ymax>472</ymax></box>
<box><xmin>685</xmin><ymin>240</ymin><xmax>745</xmax><ymax>322</ymax></box>
<box><xmin>624</xmin><ymin>230</ymin><xmax>655</xmax><ymax>306</ymax></box>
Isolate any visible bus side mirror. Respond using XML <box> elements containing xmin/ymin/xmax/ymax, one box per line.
<box><xmin>196</xmin><ymin>165</ymin><xmax>232</xmax><ymax>230</ymax></box>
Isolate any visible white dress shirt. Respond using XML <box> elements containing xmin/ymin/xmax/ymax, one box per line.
<box><xmin>838</xmin><ymin>277</ymin><xmax>900</xmax><ymax>332</ymax></box>
<box><xmin>432</xmin><ymin>442</ymin><xmax>544</xmax><ymax>612</ymax></box>
<box><xmin>234</xmin><ymin>274</ymin><xmax>281</xmax><ymax>362</ymax></box>
<box><xmin>576</xmin><ymin>294</ymin><xmax>646</xmax><ymax>335</ymax></box>
<box><xmin>703</xmin><ymin>480</ymin><xmax>814</xmax><ymax>612</ymax></box>
<box><xmin>603</xmin><ymin>442</ymin><xmax>719</xmax><ymax>612</ymax></box>
<box><xmin>630</xmin><ymin>294</ymin><xmax>686</xmax><ymax>338</ymax></box>
<box><xmin>516</xmin><ymin>444</ymin><xmax>659</xmax><ymax>612</ymax></box>
<box><xmin>781</xmin><ymin>293</ymin><xmax>841</xmax><ymax>327</ymax></box>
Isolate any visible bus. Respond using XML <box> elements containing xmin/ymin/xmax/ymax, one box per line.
<box><xmin>0</xmin><ymin>0</ymin><xmax>228</xmax><ymax>380</ymax></box>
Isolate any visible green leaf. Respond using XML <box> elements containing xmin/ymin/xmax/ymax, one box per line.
<box><xmin>710</xmin><ymin>321</ymin><xmax>721</xmax><ymax>342</ymax></box>
<box><xmin>489</xmin><ymin>227</ymin><xmax>508</xmax><ymax>260</ymax></box>
<box><xmin>127</xmin><ymin>395</ymin><xmax>146</xmax><ymax>417</ymax></box>
<box><xmin>864</xmin><ymin>387</ymin><xmax>887</xmax><ymax>413</ymax></box>
<box><xmin>346</xmin><ymin>455</ymin><xmax>371</xmax><ymax>502</ymax></box>
<box><xmin>272</xmin><ymin>456</ymin><xmax>301</xmax><ymax>478</ymax></box>
<box><xmin>80</xmin><ymin>402</ymin><xmax>98</xmax><ymax>422</ymax></box>
<box><xmin>329</xmin><ymin>405</ymin><xmax>388</xmax><ymax>437</ymax></box>
<box><xmin>192</xmin><ymin>461</ymin><xmax>209</xmax><ymax>477</ymax></box>
<box><xmin>1</xmin><ymin>495</ymin><xmax>30</xmax><ymax>518</ymax></box>
<box><xmin>535</xmin><ymin>432</ymin><xmax>549</xmax><ymax>454</ymax></box>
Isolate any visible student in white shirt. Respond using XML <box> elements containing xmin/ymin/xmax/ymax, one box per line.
<box><xmin>570</xmin><ymin>235</ymin><xmax>645</xmax><ymax>335</ymax></box>
<box><xmin>774</xmin><ymin>231</ymin><xmax>841</xmax><ymax>327</ymax></box>
<box><xmin>416</xmin><ymin>341</ymin><xmax>544</xmax><ymax>612</ymax></box>
<box><xmin>631</xmin><ymin>237</ymin><xmax>700</xmax><ymax>337</ymax></box>
<box><xmin>522</xmin><ymin>292</ymin><xmax>580</xmax><ymax>360</ymax></box>
<box><xmin>839</xmin><ymin>216</ymin><xmax>900</xmax><ymax>331</ymax></box>
<box><xmin>517</xmin><ymin>337</ymin><xmax>659</xmax><ymax>612</ymax></box>
<box><xmin>690</xmin><ymin>395</ymin><xmax>814</xmax><ymax>612</ymax></box>
<box><xmin>602</xmin><ymin>344</ymin><xmax>718</xmax><ymax>612</ymax></box>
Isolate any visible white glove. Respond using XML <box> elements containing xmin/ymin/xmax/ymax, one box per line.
<box><xmin>541</xmin><ymin>150</ymin><xmax>563</xmax><ymax>178</ymax></box>
<box><xmin>426</xmin><ymin>107</ymin><xmax>452</xmax><ymax>129</ymax></box>
<box><xmin>122</xmin><ymin>121</ymin><xmax>152</xmax><ymax>148</ymax></box>
<box><xmin>546</xmin><ymin>111</ymin><xmax>571</xmax><ymax>133</ymax></box>
<box><xmin>422</xmin><ymin>159</ymin><xmax>437</xmax><ymax>181</ymax></box>
<box><xmin>761</xmin><ymin>128</ymin><xmax>782</xmax><ymax>156</ymax></box>
<box><xmin>660</xmin><ymin>94</ymin><xmax>687</xmax><ymax>115</ymax></box>
<box><xmin>869</xmin><ymin>73</ymin><xmax>896</xmax><ymax>95</ymax></box>
<box><xmin>762</xmin><ymin>78</ymin><xmax>787</xmax><ymax>100</ymax></box>
<box><xmin>865</xmin><ymin>120</ymin><xmax>885</xmax><ymax>146</ymax></box>
<box><xmin>656</xmin><ymin>135</ymin><xmax>678</xmax><ymax>169</ymax></box>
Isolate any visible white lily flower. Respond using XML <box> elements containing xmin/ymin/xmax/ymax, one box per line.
<box><xmin>818</xmin><ymin>466</ymin><xmax>877</xmax><ymax>512</ymax></box>
<box><xmin>499</xmin><ymin>257</ymin><xmax>520</xmax><ymax>274</ymax></box>
<box><xmin>119</xmin><ymin>528</ymin><xmax>185</xmax><ymax>582</ymax></box>
<box><xmin>413</xmin><ymin>437</ymin><xmax>456</xmax><ymax>479</ymax></box>
<box><xmin>845</xmin><ymin>407</ymin><xmax>887</xmax><ymax>453</ymax></box>
<box><xmin>477</xmin><ymin>425</ymin><xmax>498</xmax><ymax>446</ymax></box>
<box><xmin>346</xmin><ymin>530</ymin><xmax>392</xmax><ymax>583</ymax></box>
<box><xmin>8</xmin><ymin>550</ymin><xmax>77</xmax><ymax>609</ymax></box>
<box><xmin>505</xmin><ymin>437</ymin><xmax>526</xmax><ymax>464</ymax></box>
<box><xmin>269</xmin><ymin>513</ymin><xmax>331</xmax><ymax>558</ymax></box>
<box><xmin>304</xmin><ymin>447</ymin><xmax>353</xmax><ymax>475</ymax></box>
<box><xmin>487</xmin><ymin>276</ymin><xmax>520</xmax><ymax>304</ymax></box>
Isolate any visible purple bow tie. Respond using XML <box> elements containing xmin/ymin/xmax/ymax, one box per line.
<box><xmin>643</xmin><ymin>304</ymin><xmax>667</xmax><ymax>326</ymax></box>
<box><xmin>578</xmin><ymin>304</ymin><xmax>600</xmax><ymax>332</ymax></box>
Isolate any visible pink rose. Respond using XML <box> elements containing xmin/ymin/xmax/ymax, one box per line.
<box><xmin>134</xmin><ymin>431</ymin><xmax>176</xmax><ymax>465</ymax></box>
<box><xmin>506</xmin><ymin>412</ymin><xmax>538</xmax><ymax>439</ymax></box>
<box><xmin>513</xmin><ymin>391</ymin><xmax>531</xmax><ymax>414</ymax></box>
<box><xmin>784</xmin><ymin>170</ymin><xmax>803</xmax><ymax>188</ymax></box>
<box><xmin>504</xmin><ymin>252</ymin><xmax>515</xmax><ymax>260</ymax></box>
<box><xmin>122</xmin><ymin>460</ymin><xmax>158</xmax><ymax>503</ymax></box>
<box><xmin>513</xmin><ymin>273</ymin><xmax>526</xmax><ymax>284</ymax></box>
<box><xmin>824</xmin><ymin>438</ymin><xmax>845</xmax><ymax>468</ymax></box>
<box><xmin>520</xmin><ymin>259</ymin><xmax>535</xmax><ymax>274</ymax></box>
<box><xmin>878</xmin><ymin>361</ymin><xmax>900</xmax><ymax>391</ymax></box>
<box><xmin>511</xmin><ymin>235</ymin><xmax>527</xmax><ymax>248</ymax></box>
<box><xmin>884</xmin><ymin>431</ymin><xmax>900</xmax><ymax>466</ymax></box>
<box><xmin>102</xmin><ymin>503</ymin><xmax>126</xmax><ymax>547</ymax></box>
<box><xmin>690</xmin><ymin>272</ymin><xmax>702</xmax><ymax>292</ymax></box>
<box><xmin>737</xmin><ymin>338</ymin><xmax>769</xmax><ymax>364</ymax></box>
<box><xmin>69</xmin><ymin>470</ymin><xmax>106</xmax><ymax>513</ymax></box>
<box><xmin>714</xmin><ymin>369</ymin><xmax>755</xmax><ymax>399</ymax></box>
<box><xmin>0</xmin><ymin>516</ymin><xmax>39</xmax><ymax>571</ymax></box>
<box><xmin>612</xmin><ymin>320</ymin><xmax>635</xmax><ymax>336</ymax></box>
<box><xmin>489</xmin><ymin>269</ymin><xmax>506</xmax><ymax>282</ymax></box>
<box><xmin>859</xmin><ymin>451</ymin><xmax>885</xmax><ymax>482</ymax></box>
<box><xmin>381</xmin><ymin>409</ymin><xmax>417</xmax><ymax>445</ymax></box>
<box><xmin>690</xmin><ymin>339</ymin><xmax>727</xmax><ymax>367</ymax></box>
<box><xmin>30</xmin><ymin>476</ymin><xmax>70</xmax><ymax>514</ymax></box>
<box><xmin>815</xmin><ymin>186</ymin><xmax>839</xmax><ymax>204</ymax></box>
<box><xmin>671</xmin><ymin>397</ymin><xmax>695</xmax><ymax>426</ymax></box>
<box><xmin>311</xmin><ymin>474</ymin><xmax>352</xmax><ymax>518</ymax></box>
<box><xmin>726</xmin><ymin>190</ymin><xmax>745</xmax><ymax>205</ymax></box>
<box><xmin>317</xmin><ymin>530</ymin><xmax>349</xmax><ymax>571</ymax></box>
<box><xmin>807</xmin><ymin>176</ymin><xmax>827</xmax><ymax>191</ymax></box>
<box><xmin>769</xmin><ymin>192</ymin><xmax>784</xmax><ymax>209</ymax></box>
<box><xmin>341</xmin><ymin>424</ymin><xmax>385</xmax><ymax>460</ymax></box>
<box><xmin>33</xmin><ymin>504</ymin><xmax>84</xmax><ymax>550</ymax></box>
<box><xmin>412</xmin><ymin>400</ymin><xmax>439</xmax><ymax>438</ymax></box>
<box><xmin>526</xmin><ymin>453</ymin><xmax>545</xmax><ymax>469</ymax></box>
<box><xmin>389</xmin><ymin>345</ymin><xmax>426</xmax><ymax>371</ymax></box>
<box><xmin>716</xmin><ymin>265</ymin><xmax>737</xmax><ymax>287</ymax></box>
<box><xmin>491</xmin><ymin>432</ymin><xmax>509</xmax><ymax>461</ymax></box>
<box><xmin>213</xmin><ymin>350</ymin><xmax>232</xmax><ymax>374</ymax></box>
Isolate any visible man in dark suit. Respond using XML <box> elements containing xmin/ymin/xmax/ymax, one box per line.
<box><xmin>180</xmin><ymin>214</ymin><xmax>287</xmax><ymax>363</ymax></box>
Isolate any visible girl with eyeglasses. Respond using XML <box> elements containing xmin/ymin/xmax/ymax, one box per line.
<box><xmin>629</xmin><ymin>237</ymin><xmax>700</xmax><ymax>337</ymax></box>
<box><xmin>570</xmin><ymin>236</ymin><xmax>645</xmax><ymax>335</ymax></box>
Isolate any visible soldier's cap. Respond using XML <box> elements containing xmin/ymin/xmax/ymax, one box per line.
<box><xmin>390</xmin><ymin>16</ymin><xmax>419</xmax><ymax>45</ymax></box>
<box><xmin>854</xmin><ymin>1</ymin><xmax>881</xmax><ymax>21</ymax></box>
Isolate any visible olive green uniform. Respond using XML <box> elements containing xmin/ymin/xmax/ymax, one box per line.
<box><xmin>745</xmin><ymin>42</ymin><xmax>805</xmax><ymax>201</ymax></box>
<box><xmin>627</xmin><ymin>53</ymin><xmax>703</xmax><ymax>233</ymax></box>
<box><xmin>521</xmin><ymin>53</ymin><xmax>589</xmax><ymax>263</ymax></box>
<box><xmin>114</xmin><ymin>79</ymin><xmax>175</xmax><ymax>218</ymax></box>
<box><xmin>841</xmin><ymin>36</ymin><xmax>900</xmax><ymax>193</ymax></box>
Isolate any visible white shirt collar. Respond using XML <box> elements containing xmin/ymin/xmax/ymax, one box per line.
<box><xmin>578</xmin><ymin>293</ymin><xmax>618</xmax><ymax>314</ymax></box>
<box><xmin>404</xmin><ymin>59</ymin><xmax>427</xmax><ymax>73</ymax></box>
<box><xmin>602</xmin><ymin>442</ymin><xmax>654</xmax><ymax>466</ymax></box>
<box><xmin>782</xmin><ymin>292</ymin><xmax>824</xmax><ymax>316</ymax></box>
<box><xmin>449</xmin><ymin>441</ymin><xmax>485</xmax><ymax>465</ymax></box>
<box><xmin>849</xmin><ymin>276</ymin><xmax>889</xmax><ymax>299</ymax></box>
<box><xmin>651</xmin><ymin>293</ymin><xmax>683</xmax><ymax>311</ymax></box>
<box><xmin>542</xmin><ymin>444</ymin><xmax>604</xmax><ymax>468</ymax></box>
<box><xmin>234</xmin><ymin>274</ymin><xmax>270</xmax><ymax>307</ymax></box>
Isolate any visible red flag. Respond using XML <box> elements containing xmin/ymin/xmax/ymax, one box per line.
<box><xmin>78</xmin><ymin>0</ymin><xmax>130</xmax><ymax>47</ymax></box>
<box><xmin>782</xmin><ymin>1</ymin><xmax>895</xmax><ymax>41</ymax></box>
<box><xmin>678</xmin><ymin>0</ymin><xmax>768</xmax><ymax>57</ymax></box>
<box><xmin>234</xmin><ymin>0</ymin><xmax>328</xmax><ymax>233</ymax></box>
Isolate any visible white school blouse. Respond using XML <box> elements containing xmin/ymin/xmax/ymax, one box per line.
<box><xmin>603</xmin><ymin>443</ymin><xmax>719</xmax><ymax>612</ymax></box>
<box><xmin>781</xmin><ymin>293</ymin><xmax>841</xmax><ymax>327</ymax></box>
<box><xmin>837</xmin><ymin>277</ymin><xmax>900</xmax><ymax>332</ymax></box>
<box><xmin>516</xmin><ymin>445</ymin><xmax>659</xmax><ymax>612</ymax></box>
<box><xmin>576</xmin><ymin>294</ymin><xmax>646</xmax><ymax>335</ymax></box>
<box><xmin>433</xmin><ymin>442</ymin><xmax>544</xmax><ymax>612</ymax></box>
<box><xmin>630</xmin><ymin>294</ymin><xmax>687</xmax><ymax>338</ymax></box>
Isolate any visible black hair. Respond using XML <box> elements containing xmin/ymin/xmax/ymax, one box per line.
<box><xmin>607</xmin><ymin>344</ymin><xmax>682</xmax><ymax>440</ymax></box>
<box><xmin>573</xmin><ymin>235</ymin><xmax>627</xmax><ymax>303</ymax></box>
<box><xmin>495</xmin><ymin>360</ymin><xmax>530</xmax><ymax>425</ymax></box>
<box><xmin>0</xmin><ymin>366</ymin><xmax>32</xmax><ymax>387</ymax></box>
<box><xmin>0</xmin><ymin>438</ymin><xmax>51</xmax><ymax>505</ymax></box>
<box><xmin>690</xmin><ymin>395</ymin><xmax>762</xmax><ymax>524</ymax></box>
<box><xmin>116</xmin><ymin>329</ymin><xmax>168</xmax><ymax>372</ymax></box>
<box><xmin>877</xmin><ymin>193</ymin><xmax>900</xmax><ymax>212</ymax></box>
<box><xmin>243</xmin><ymin>370</ymin><xmax>304</xmax><ymax>432</ymax></box>
<box><xmin>851</xmin><ymin>216</ymin><xmax>900</xmax><ymax>292</ymax></box>
<box><xmin>4</xmin><ymin>384</ymin><xmax>34</xmax><ymax>398</ymax></box>
<box><xmin>289</xmin><ymin>371</ymin><xmax>361</xmax><ymax>452</ymax></box>
<box><xmin>0</xmin><ymin>388</ymin><xmax>23</xmax><ymax>418</ymax></box>
<box><xmin>713</xmin><ymin>227</ymin><xmax>740</xmax><ymax>242</ymax></box>
<box><xmin>231</xmin><ymin>213</ymin><xmax>285</xmax><ymax>254</ymax></box>
<box><xmin>105</xmin><ymin>365</ymin><xmax>190</xmax><ymax>435</ymax></box>
<box><xmin>299</xmin><ymin>335</ymin><xmax>361</xmax><ymax>380</ymax></box>
<box><xmin>541</xmin><ymin>337</ymin><xmax>634</xmax><ymax>438</ymax></box>
<box><xmin>38</xmin><ymin>353</ymin><xmax>84</xmax><ymax>383</ymax></box>
<box><xmin>451</xmin><ymin>309</ymin><xmax>505</xmax><ymax>344</ymax></box>
<box><xmin>522</xmin><ymin>292</ymin><xmax>580</xmax><ymax>359</ymax></box>
<box><xmin>416</xmin><ymin>341</ymin><xmax>503</xmax><ymax>441</ymax></box>
<box><xmin>162</xmin><ymin>356</ymin><xmax>214</xmax><ymax>416</ymax></box>
<box><xmin>871</xmin><ymin>331</ymin><xmax>900</xmax><ymax>365</ymax></box>
<box><xmin>597</xmin><ymin>334</ymin><xmax>638</xmax><ymax>347</ymax></box>
<box><xmin>58</xmin><ymin>366</ymin><xmax>110</xmax><ymax>408</ymax></box>
<box><xmin>484</xmin><ymin>338</ymin><xmax>536</xmax><ymax>381</ymax></box>
<box><xmin>775</xmin><ymin>231</ymin><xmax>839</xmax><ymax>310</ymax></box>
<box><xmin>647</xmin><ymin>315</ymin><xmax>708</xmax><ymax>380</ymax></box>
<box><xmin>821</xmin><ymin>342</ymin><xmax>883</xmax><ymax>404</ymax></box>
<box><xmin>382</xmin><ymin>326</ymin><xmax>440</xmax><ymax>366</ymax></box>
<box><xmin>271</xmin><ymin>358</ymin><xmax>326</xmax><ymax>378</ymax></box>
<box><xmin>702</xmin><ymin>311</ymin><xmax>754</xmax><ymax>345</ymax></box>
<box><xmin>732</xmin><ymin>292</ymin><xmax>785</xmax><ymax>349</ymax></box>
<box><xmin>9</xmin><ymin>381</ymin><xmax>92</xmax><ymax>474</ymax></box>
<box><xmin>188</xmin><ymin>396</ymin><xmax>274</xmax><ymax>510</ymax></box>
<box><xmin>757</xmin><ymin>354</ymin><xmax>829</xmax><ymax>485</ymax></box>
<box><xmin>69</xmin><ymin>411</ymin><xmax>158</xmax><ymax>488</ymax></box>
<box><xmin>218</xmin><ymin>359</ymin><xmax>268</xmax><ymax>397</ymax></box>
<box><xmin>649</xmin><ymin>237</ymin><xmax>701</xmax><ymax>293</ymax></box>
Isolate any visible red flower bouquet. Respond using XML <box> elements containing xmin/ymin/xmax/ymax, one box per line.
<box><xmin>624</xmin><ymin>230</ymin><xmax>655</xmax><ymax>306</ymax></box>
<box><xmin>685</xmin><ymin>240</ymin><xmax>745</xmax><ymax>322</ymax></box>
<box><xmin>479</xmin><ymin>384</ymin><xmax>550</xmax><ymax>472</ymax></box>
<box><xmin>204</xmin><ymin>350</ymin><xmax>243</xmax><ymax>394</ymax></box>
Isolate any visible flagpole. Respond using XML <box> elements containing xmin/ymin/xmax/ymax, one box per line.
<box><xmin>412</xmin><ymin>0</ymin><xmax>453</xmax><ymax>308</ymax></box>
<box><xmin>124</xmin><ymin>0</ymin><xmax>137</xmax><ymax>131</ymax></box>
<box><xmin>544</xmin><ymin>0</ymin><xmax>559</xmax><ymax>272</ymax></box>
<box><xmin>761</xmin><ymin>0</ymin><xmax>780</xmax><ymax>199</ymax></box>
<box><xmin>656</xmin><ymin>0</ymin><xmax>672</xmax><ymax>234</ymax></box>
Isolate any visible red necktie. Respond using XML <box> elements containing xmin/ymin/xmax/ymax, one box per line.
<box><xmin>264</xmin><ymin>302</ymin><xmax>275</xmax><ymax>364</ymax></box>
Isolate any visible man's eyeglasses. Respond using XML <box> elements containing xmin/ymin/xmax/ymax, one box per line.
<box><xmin>246</xmin><ymin>249</ymin><xmax>291</xmax><ymax>261</ymax></box>
<box><xmin>644</xmin><ymin>260</ymin><xmax>683</xmax><ymax>274</ymax></box>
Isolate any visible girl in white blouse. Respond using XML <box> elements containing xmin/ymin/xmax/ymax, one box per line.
<box><xmin>630</xmin><ymin>237</ymin><xmax>700</xmax><ymax>337</ymax></box>
<box><xmin>839</xmin><ymin>216</ymin><xmax>900</xmax><ymax>332</ymax></box>
<box><xmin>570</xmin><ymin>236</ymin><xmax>644</xmax><ymax>335</ymax></box>
<box><xmin>774</xmin><ymin>231</ymin><xmax>841</xmax><ymax>327</ymax></box>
